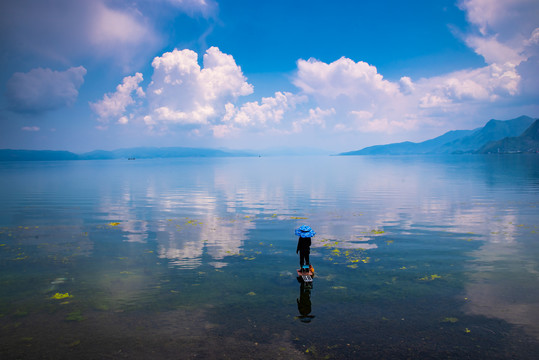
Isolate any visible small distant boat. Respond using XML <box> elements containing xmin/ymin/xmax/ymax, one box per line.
<box><xmin>128</xmin><ymin>157</ymin><xmax>136</xmax><ymax>160</ymax></box>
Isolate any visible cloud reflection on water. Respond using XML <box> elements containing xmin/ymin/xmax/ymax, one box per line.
<box><xmin>86</xmin><ymin>156</ymin><xmax>538</xmax><ymax>337</ymax></box>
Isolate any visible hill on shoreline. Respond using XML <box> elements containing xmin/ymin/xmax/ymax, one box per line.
<box><xmin>340</xmin><ymin>116</ymin><xmax>537</xmax><ymax>155</ymax></box>
<box><xmin>478</xmin><ymin>119</ymin><xmax>539</xmax><ymax>154</ymax></box>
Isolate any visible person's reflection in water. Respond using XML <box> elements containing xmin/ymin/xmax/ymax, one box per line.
<box><xmin>296</xmin><ymin>281</ymin><xmax>315</xmax><ymax>323</ymax></box>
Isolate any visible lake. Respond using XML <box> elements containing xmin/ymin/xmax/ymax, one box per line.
<box><xmin>1</xmin><ymin>155</ymin><xmax>538</xmax><ymax>359</ymax></box>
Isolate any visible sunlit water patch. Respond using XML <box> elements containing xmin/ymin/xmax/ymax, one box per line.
<box><xmin>1</xmin><ymin>156</ymin><xmax>538</xmax><ymax>359</ymax></box>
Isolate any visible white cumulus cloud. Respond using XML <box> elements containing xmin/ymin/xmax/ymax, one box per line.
<box><xmin>290</xmin><ymin>38</ymin><xmax>528</xmax><ymax>134</ymax></box>
<box><xmin>6</xmin><ymin>66</ymin><xmax>86</xmax><ymax>113</ymax></box>
<box><xmin>294</xmin><ymin>57</ymin><xmax>399</xmax><ymax>101</ymax></box>
<box><xmin>291</xmin><ymin>107</ymin><xmax>335</xmax><ymax>133</ymax></box>
<box><xmin>458</xmin><ymin>0</ymin><xmax>539</xmax><ymax>99</ymax></box>
<box><xmin>218</xmin><ymin>91</ymin><xmax>307</xmax><ymax>137</ymax></box>
<box><xmin>144</xmin><ymin>47</ymin><xmax>253</xmax><ymax>129</ymax></box>
<box><xmin>90</xmin><ymin>73</ymin><xmax>145</xmax><ymax>124</ymax></box>
<box><xmin>293</xmin><ymin>57</ymin><xmax>413</xmax><ymax>133</ymax></box>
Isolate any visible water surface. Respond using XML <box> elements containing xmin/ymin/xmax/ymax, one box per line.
<box><xmin>1</xmin><ymin>155</ymin><xmax>538</xmax><ymax>359</ymax></box>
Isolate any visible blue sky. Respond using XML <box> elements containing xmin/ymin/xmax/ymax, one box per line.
<box><xmin>1</xmin><ymin>0</ymin><xmax>538</xmax><ymax>153</ymax></box>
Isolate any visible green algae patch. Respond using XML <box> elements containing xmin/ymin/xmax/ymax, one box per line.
<box><xmin>419</xmin><ymin>274</ymin><xmax>442</xmax><ymax>281</ymax></box>
<box><xmin>442</xmin><ymin>317</ymin><xmax>459</xmax><ymax>323</ymax></box>
<box><xmin>51</xmin><ymin>292</ymin><xmax>72</xmax><ymax>300</ymax></box>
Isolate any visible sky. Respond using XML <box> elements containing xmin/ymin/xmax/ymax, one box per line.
<box><xmin>0</xmin><ymin>0</ymin><xmax>538</xmax><ymax>153</ymax></box>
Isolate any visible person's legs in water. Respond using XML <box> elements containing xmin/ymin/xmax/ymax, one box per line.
<box><xmin>299</xmin><ymin>250</ymin><xmax>310</xmax><ymax>267</ymax></box>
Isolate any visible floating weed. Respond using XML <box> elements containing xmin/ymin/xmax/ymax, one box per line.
<box><xmin>442</xmin><ymin>317</ymin><xmax>459</xmax><ymax>323</ymax></box>
<box><xmin>51</xmin><ymin>293</ymin><xmax>72</xmax><ymax>300</ymax></box>
<box><xmin>465</xmin><ymin>328</ymin><xmax>471</xmax><ymax>333</ymax></box>
<box><xmin>399</xmin><ymin>266</ymin><xmax>407</xmax><ymax>270</ymax></box>
<box><xmin>290</xmin><ymin>216</ymin><xmax>308</xmax><ymax>219</ymax></box>
<box><xmin>243</xmin><ymin>257</ymin><xmax>256</xmax><ymax>261</ymax></box>
<box><xmin>371</xmin><ymin>229</ymin><xmax>385</xmax><ymax>235</ymax></box>
<box><xmin>246</xmin><ymin>292</ymin><xmax>256</xmax><ymax>296</ymax></box>
<box><xmin>419</xmin><ymin>274</ymin><xmax>442</xmax><ymax>281</ymax></box>
<box><xmin>108</xmin><ymin>222</ymin><xmax>121</xmax><ymax>226</ymax></box>
<box><xmin>331</xmin><ymin>286</ymin><xmax>346</xmax><ymax>290</ymax></box>
<box><xmin>347</xmin><ymin>264</ymin><xmax>358</xmax><ymax>269</ymax></box>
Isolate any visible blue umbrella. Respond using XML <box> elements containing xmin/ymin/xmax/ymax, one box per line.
<box><xmin>295</xmin><ymin>225</ymin><xmax>316</xmax><ymax>238</ymax></box>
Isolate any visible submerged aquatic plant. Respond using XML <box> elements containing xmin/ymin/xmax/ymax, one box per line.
<box><xmin>66</xmin><ymin>310</ymin><xmax>85</xmax><ymax>322</ymax></box>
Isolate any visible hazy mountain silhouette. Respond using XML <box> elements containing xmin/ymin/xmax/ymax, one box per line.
<box><xmin>0</xmin><ymin>147</ymin><xmax>255</xmax><ymax>161</ymax></box>
<box><xmin>478</xmin><ymin>119</ymin><xmax>539</xmax><ymax>154</ymax></box>
<box><xmin>340</xmin><ymin>116</ymin><xmax>536</xmax><ymax>155</ymax></box>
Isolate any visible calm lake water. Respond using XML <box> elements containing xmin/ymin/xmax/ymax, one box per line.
<box><xmin>1</xmin><ymin>155</ymin><xmax>538</xmax><ymax>359</ymax></box>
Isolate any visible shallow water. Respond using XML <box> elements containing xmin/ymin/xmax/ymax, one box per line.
<box><xmin>1</xmin><ymin>155</ymin><xmax>538</xmax><ymax>359</ymax></box>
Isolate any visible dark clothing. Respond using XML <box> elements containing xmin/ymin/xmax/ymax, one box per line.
<box><xmin>296</xmin><ymin>237</ymin><xmax>311</xmax><ymax>266</ymax></box>
<box><xmin>299</xmin><ymin>251</ymin><xmax>310</xmax><ymax>267</ymax></box>
<box><xmin>296</xmin><ymin>237</ymin><xmax>311</xmax><ymax>253</ymax></box>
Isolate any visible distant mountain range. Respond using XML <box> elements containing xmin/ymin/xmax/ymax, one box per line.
<box><xmin>478</xmin><ymin>118</ymin><xmax>539</xmax><ymax>154</ymax></box>
<box><xmin>0</xmin><ymin>147</ymin><xmax>256</xmax><ymax>161</ymax></box>
<box><xmin>340</xmin><ymin>115</ymin><xmax>538</xmax><ymax>155</ymax></box>
<box><xmin>2</xmin><ymin>116</ymin><xmax>537</xmax><ymax>161</ymax></box>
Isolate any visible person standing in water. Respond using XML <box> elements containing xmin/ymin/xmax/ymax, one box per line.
<box><xmin>295</xmin><ymin>225</ymin><xmax>315</xmax><ymax>267</ymax></box>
